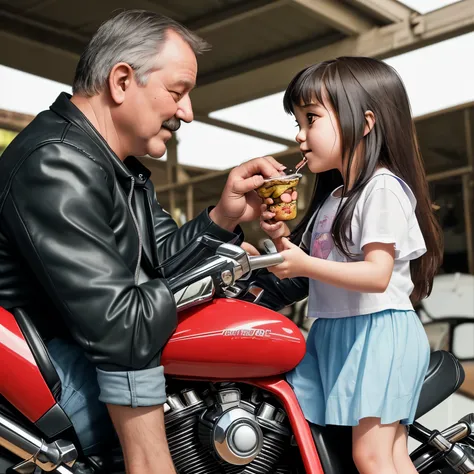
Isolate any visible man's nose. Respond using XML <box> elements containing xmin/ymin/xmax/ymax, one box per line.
<box><xmin>175</xmin><ymin>95</ymin><xmax>194</xmax><ymax>123</ymax></box>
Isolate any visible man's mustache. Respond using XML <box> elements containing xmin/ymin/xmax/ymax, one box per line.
<box><xmin>162</xmin><ymin>117</ymin><xmax>181</xmax><ymax>132</ymax></box>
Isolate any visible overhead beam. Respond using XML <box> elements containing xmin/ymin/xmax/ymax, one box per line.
<box><xmin>191</xmin><ymin>0</ymin><xmax>474</xmax><ymax>113</ymax></box>
<box><xmin>414</xmin><ymin>101</ymin><xmax>474</xmax><ymax>123</ymax></box>
<box><xmin>191</xmin><ymin>0</ymin><xmax>376</xmax><ymax>37</ymax></box>
<box><xmin>0</xmin><ymin>30</ymin><xmax>78</xmax><ymax>86</ymax></box>
<box><xmin>0</xmin><ymin>6</ymin><xmax>87</xmax><ymax>54</ymax></box>
<box><xmin>187</xmin><ymin>0</ymin><xmax>284</xmax><ymax>35</ymax></box>
<box><xmin>196</xmin><ymin>31</ymin><xmax>344</xmax><ymax>88</ymax></box>
<box><xmin>0</xmin><ymin>109</ymin><xmax>34</xmax><ymax>133</ymax></box>
<box><xmin>196</xmin><ymin>115</ymin><xmax>295</xmax><ymax>147</ymax></box>
<box><xmin>345</xmin><ymin>0</ymin><xmax>412</xmax><ymax>24</ymax></box>
<box><xmin>290</xmin><ymin>0</ymin><xmax>375</xmax><ymax>35</ymax></box>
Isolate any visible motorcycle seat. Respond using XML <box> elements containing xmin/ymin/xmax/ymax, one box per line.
<box><xmin>310</xmin><ymin>350</ymin><xmax>465</xmax><ymax>474</ymax></box>
<box><xmin>13</xmin><ymin>307</ymin><xmax>62</xmax><ymax>401</ymax></box>
<box><xmin>415</xmin><ymin>350</ymin><xmax>464</xmax><ymax>419</ymax></box>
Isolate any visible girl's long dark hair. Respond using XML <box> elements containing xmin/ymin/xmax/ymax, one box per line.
<box><xmin>286</xmin><ymin>57</ymin><xmax>443</xmax><ymax>303</ymax></box>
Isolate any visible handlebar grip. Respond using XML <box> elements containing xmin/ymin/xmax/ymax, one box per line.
<box><xmin>248</xmin><ymin>253</ymin><xmax>284</xmax><ymax>271</ymax></box>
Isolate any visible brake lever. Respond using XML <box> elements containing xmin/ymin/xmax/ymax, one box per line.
<box><xmin>263</xmin><ymin>239</ymin><xmax>278</xmax><ymax>254</ymax></box>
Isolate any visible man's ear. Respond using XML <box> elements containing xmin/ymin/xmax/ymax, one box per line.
<box><xmin>363</xmin><ymin>110</ymin><xmax>375</xmax><ymax>136</ymax></box>
<box><xmin>108</xmin><ymin>63</ymin><xmax>134</xmax><ymax>105</ymax></box>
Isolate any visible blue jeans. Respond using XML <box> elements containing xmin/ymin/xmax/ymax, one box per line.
<box><xmin>47</xmin><ymin>338</ymin><xmax>168</xmax><ymax>455</ymax></box>
<box><xmin>47</xmin><ymin>339</ymin><xmax>116</xmax><ymax>454</ymax></box>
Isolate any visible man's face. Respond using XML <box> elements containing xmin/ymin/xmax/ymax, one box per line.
<box><xmin>115</xmin><ymin>30</ymin><xmax>197</xmax><ymax>158</ymax></box>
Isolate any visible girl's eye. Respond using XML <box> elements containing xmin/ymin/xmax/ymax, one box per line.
<box><xmin>294</xmin><ymin>120</ymin><xmax>301</xmax><ymax>129</ymax></box>
<box><xmin>307</xmin><ymin>113</ymin><xmax>317</xmax><ymax>124</ymax></box>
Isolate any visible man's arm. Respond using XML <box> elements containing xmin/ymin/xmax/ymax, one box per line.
<box><xmin>146</xmin><ymin>182</ymin><xmax>242</xmax><ymax>276</ymax></box>
<box><xmin>248</xmin><ymin>270</ymin><xmax>309</xmax><ymax>312</ymax></box>
<box><xmin>3</xmin><ymin>143</ymin><xmax>176</xmax><ymax>371</ymax></box>
<box><xmin>148</xmin><ymin>156</ymin><xmax>285</xmax><ymax>273</ymax></box>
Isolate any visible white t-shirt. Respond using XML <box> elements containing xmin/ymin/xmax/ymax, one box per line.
<box><xmin>304</xmin><ymin>169</ymin><xmax>427</xmax><ymax>319</ymax></box>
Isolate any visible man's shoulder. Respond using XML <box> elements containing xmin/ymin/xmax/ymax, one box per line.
<box><xmin>3</xmin><ymin>110</ymin><xmax>67</xmax><ymax>156</ymax></box>
<box><xmin>0</xmin><ymin>110</ymin><xmax>112</xmax><ymax>189</ymax></box>
<box><xmin>3</xmin><ymin>109</ymin><xmax>106</xmax><ymax>161</ymax></box>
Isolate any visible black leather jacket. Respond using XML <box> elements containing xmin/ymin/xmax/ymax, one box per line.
<box><xmin>0</xmin><ymin>93</ymin><xmax>242</xmax><ymax>372</ymax></box>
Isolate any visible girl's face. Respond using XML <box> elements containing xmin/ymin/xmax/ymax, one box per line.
<box><xmin>293</xmin><ymin>98</ymin><xmax>343</xmax><ymax>174</ymax></box>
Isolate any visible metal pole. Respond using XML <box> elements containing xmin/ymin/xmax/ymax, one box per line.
<box><xmin>464</xmin><ymin>108</ymin><xmax>474</xmax><ymax>274</ymax></box>
<box><xmin>462</xmin><ymin>173</ymin><xmax>473</xmax><ymax>274</ymax></box>
<box><xmin>187</xmin><ymin>184</ymin><xmax>194</xmax><ymax>222</ymax></box>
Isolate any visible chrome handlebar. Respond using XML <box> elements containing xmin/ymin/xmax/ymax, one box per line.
<box><xmin>169</xmin><ymin>241</ymin><xmax>283</xmax><ymax>311</ymax></box>
<box><xmin>248</xmin><ymin>253</ymin><xmax>285</xmax><ymax>271</ymax></box>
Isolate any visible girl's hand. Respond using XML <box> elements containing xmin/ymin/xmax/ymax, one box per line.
<box><xmin>268</xmin><ymin>237</ymin><xmax>310</xmax><ymax>280</ymax></box>
<box><xmin>260</xmin><ymin>199</ymin><xmax>291</xmax><ymax>240</ymax></box>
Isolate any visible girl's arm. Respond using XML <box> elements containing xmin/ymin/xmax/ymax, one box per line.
<box><xmin>238</xmin><ymin>239</ymin><xmax>309</xmax><ymax>311</ymax></box>
<box><xmin>271</xmin><ymin>238</ymin><xmax>395</xmax><ymax>294</ymax></box>
<box><xmin>240</xmin><ymin>209</ymin><xmax>308</xmax><ymax>310</ymax></box>
<box><xmin>306</xmin><ymin>242</ymin><xmax>395</xmax><ymax>293</ymax></box>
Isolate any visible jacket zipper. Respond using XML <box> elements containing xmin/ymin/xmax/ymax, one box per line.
<box><xmin>128</xmin><ymin>177</ymin><xmax>142</xmax><ymax>285</ymax></box>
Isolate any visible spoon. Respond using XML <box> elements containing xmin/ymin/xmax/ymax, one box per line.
<box><xmin>263</xmin><ymin>156</ymin><xmax>308</xmax><ymax>182</ymax></box>
<box><xmin>284</xmin><ymin>156</ymin><xmax>308</xmax><ymax>176</ymax></box>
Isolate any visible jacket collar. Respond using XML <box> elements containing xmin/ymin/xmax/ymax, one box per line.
<box><xmin>50</xmin><ymin>93</ymin><xmax>151</xmax><ymax>186</ymax></box>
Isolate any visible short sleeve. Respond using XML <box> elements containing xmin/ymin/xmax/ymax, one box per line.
<box><xmin>358</xmin><ymin>185</ymin><xmax>426</xmax><ymax>261</ymax></box>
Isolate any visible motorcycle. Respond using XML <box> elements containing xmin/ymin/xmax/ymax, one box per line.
<box><xmin>1</xmin><ymin>238</ymin><xmax>474</xmax><ymax>474</ymax></box>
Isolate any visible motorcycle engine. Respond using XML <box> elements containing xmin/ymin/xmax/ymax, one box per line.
<box><xmin>164</xmin><ymin>383</ymin><xmax>295</xmax><ymax>474</ymax></box>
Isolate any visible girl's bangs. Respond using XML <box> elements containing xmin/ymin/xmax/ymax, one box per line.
<box><xmin>283</xmin><ymin>63</ymin><xmax>328</xmax><ymax>114</ymax></box>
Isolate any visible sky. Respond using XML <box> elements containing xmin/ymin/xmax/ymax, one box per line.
<box><xmin>0</xmin><ymin>0</ymin><xmax>469</xmax><ymax>170</ymax></box>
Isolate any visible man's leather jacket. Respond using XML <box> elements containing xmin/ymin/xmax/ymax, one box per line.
<box><xmin>0</xmin><ymin>93</ymin><xmax>242</xmax><ymax>372</ymax></box>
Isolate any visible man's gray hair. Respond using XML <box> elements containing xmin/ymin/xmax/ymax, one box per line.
<box><xmin>73</xmin><ymin>10</ymin><xmax>209</xmax><ymax>96</ymax></box>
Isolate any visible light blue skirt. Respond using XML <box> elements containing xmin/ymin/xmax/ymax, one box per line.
<box><xmin>287</xmin><ymin>309</ymin><xmax>430</xmax><ymax>426</ymax></box>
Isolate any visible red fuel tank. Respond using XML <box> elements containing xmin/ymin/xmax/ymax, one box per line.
<box><xmin>162</xmin><ymin>299</ymin><xmax>306</xmax><ymax>379</ymax></box>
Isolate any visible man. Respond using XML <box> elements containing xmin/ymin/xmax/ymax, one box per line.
<box><xmin>0</xmin><ymin>10</ymin><xmax>285</xmax><ymax>474</ymax></box>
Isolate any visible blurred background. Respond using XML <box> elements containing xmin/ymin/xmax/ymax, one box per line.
<box><xmin>0</xmin><ymin>0</ymin><xmax>473</xmax><ymax>440</ymax></box>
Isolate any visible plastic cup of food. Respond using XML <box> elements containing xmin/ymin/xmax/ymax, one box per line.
<box><xmin>256</xmin><ymin>173</ymin><xmax>301</xmax><ymax>221</ymax></box>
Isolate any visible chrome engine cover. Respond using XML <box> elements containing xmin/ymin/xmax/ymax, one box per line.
<box><xmin>164</xmin><ymin>383</ymin><xmax>292</xmax><ymax>474</ymax></box>
<box><xmin>212</xmin><ymin>406</ymin><xmax>263</xmax><ymax>464</ymax></box>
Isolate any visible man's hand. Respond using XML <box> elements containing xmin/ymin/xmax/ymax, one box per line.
<box><xmin>210</xmin><ymin>156</ymin><xmax>286</xmax><ymax>231</ymax></box>
<box><xmin>241</xmin><ymin>241</ymin><xmax>260</xmax><ymax>256</ymax></box>
<box><xmin>268</xmin><ymin>237</ymin><xmax>310</xmax><ymax>280</ymax></box>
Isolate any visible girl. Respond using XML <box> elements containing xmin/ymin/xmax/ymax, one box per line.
<box><xmin>260</xmin><ymin>57</ymin><xmax>443</xmax><ymax>474</ymax></box>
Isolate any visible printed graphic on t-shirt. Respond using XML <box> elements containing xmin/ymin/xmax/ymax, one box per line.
<box><xmin>312</xmin><ymin>213</ymin><xmax>335</xmax><ymax>260</ymax></box>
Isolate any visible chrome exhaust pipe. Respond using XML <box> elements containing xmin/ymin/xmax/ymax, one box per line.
<box><xmin>0</xmin><ymin>412</ymin><xmax>77</xmax><ymax>472</ymax></box>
